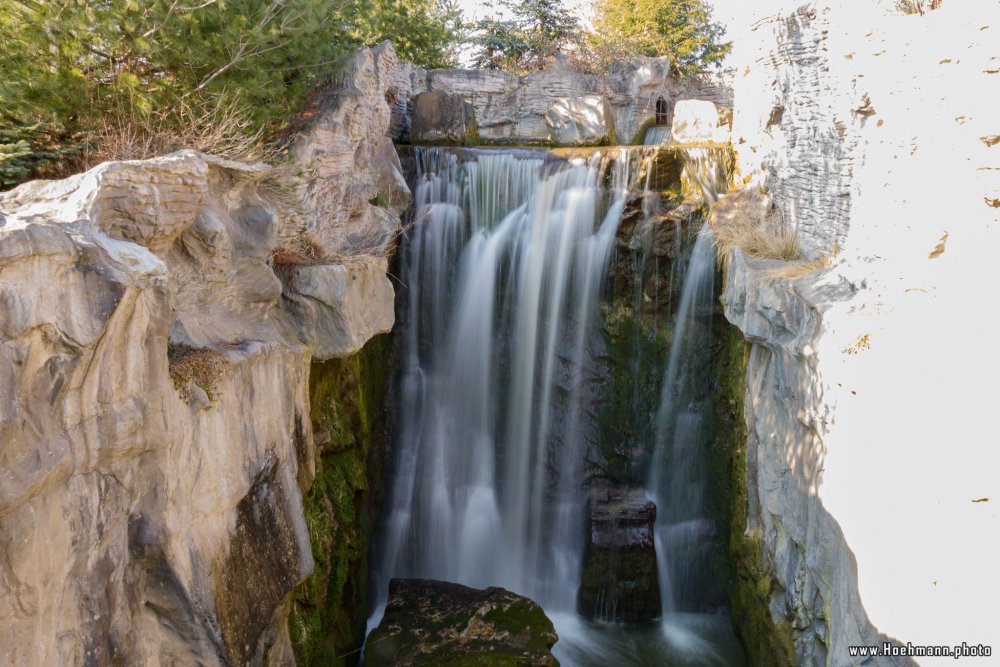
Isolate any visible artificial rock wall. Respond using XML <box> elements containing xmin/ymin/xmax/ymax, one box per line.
<box><xmin>0</xmin><ymin>43</ymin><xmax>410</xmax><ymax>666</ymax></box>
<box><xmin>395</xmin><ymin>59</ymin><xmax>733</xmax><ymax>146</ymax></box>
<box><xmin>724</xmin><ymin>1</ymin><xmax>999</xmax><ymax>664</ymax></box>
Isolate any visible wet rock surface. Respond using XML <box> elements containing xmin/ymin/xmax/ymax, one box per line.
<box><xmin>365</xmin><ymin>579</ymin><xmax>559</xmax><ymax>666</ymax></box>
<box><xmin>577</xmin><ymin>486</ymin><xmax>661</xmax><ymax>622</ymax></box>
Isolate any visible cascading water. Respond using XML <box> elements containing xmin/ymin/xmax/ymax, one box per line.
<box><xmin>372</xmin><ymin>146</ymin><xmax>643</xmax><ymax>609</ymax></box>
<box><xmin>642</xmin><ymin>145</ymin><xmax>739</xmax><ymax>658</ymax></box>
<box><xmin>644</xmin><ymin>126</ymin><xmax>672</xmax><ymax>146</ymax></box>
<box><xmin>369</xmin><ymin>144</ymin><xmax>745</xmax><ymax>666</ymax></box>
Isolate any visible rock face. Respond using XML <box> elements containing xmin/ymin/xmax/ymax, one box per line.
<box><xmin>281</xmin><ymin>257</ymin><xmax>395</xmax><ymax>360</ymax></box>
<box><xmin>577</xmin><ymin>487</ymin><xmax>661</xmax><ymax>622</ymax></box>
<box><xmin>0</xmin><ymin>42</ymin><xmax>408</xmax><ymax>667</ymax></box>
<box><xmin>287</xmin><ymin>41</ymin><xmax>410</xmax><ymax>258</ymax></box>
<box><xmin>724</xmin><ymin>1</ymin><xmax>999</xmax><ymax>663</ymax></box>
<box><xmin>544</xmin><ymin>95</ymin><xmax>614</xmax><ymax>145</ymax></box>
<box><xmin>395</xmin><ymin>60</ymin><xmax>733</xmax><ymax>145</ymax></box>
<box><xmin>0</xmin><ymin>152</ymin><xmax>314</xmax><ymax>666</ymax></box>
<box><xmin>364</xmin><ymin>579</ymin><xmax>559</xmax><ymax>667</ymax></box>
<box><xmin>409</xmin><ymin>91</ymin><xmax>478</xmax><ymax>144</ymax></box>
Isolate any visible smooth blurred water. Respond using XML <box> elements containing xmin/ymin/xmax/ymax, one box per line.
<box><xmin>368</xmin><ymin>146</ymin><xmax>744</xmax><ymax>665</ymax></box>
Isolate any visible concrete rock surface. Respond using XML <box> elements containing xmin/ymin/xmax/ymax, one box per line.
<box><xmin>724</xmin><ymin>1</ymin><xmax>999</xmax><ymax>663</ymax></box>
<box><xmin>0</xmin><ymin>42</ymin><xmax>408</xmax><ymax>666</ymax></box>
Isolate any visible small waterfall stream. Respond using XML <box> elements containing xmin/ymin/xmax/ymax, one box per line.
<box><xmin>648</xmin><ymin>148</ymin><xmax>728</xmax><ymax>620</ymax></box>
<box><xmin>370</xmin><ymin>145</ymin><xmax>744</xmax><ymax>665</ymax></box>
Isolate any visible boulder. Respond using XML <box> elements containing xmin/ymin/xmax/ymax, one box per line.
<box><xmin>577</xmin><ymin>486</ymin><xmax>661</xmax><ymax>622</ymax></box>
<box><xmin>409</xmin><ymin>90</ymin><xmax>479</xmax><ymax>145</ymax></box>
<box><xmin>365</xmin><ymin>579</ymin><xmax>559</xmax><ymax>666</ymax></box>
<box><xmin>670</xmin><ymin>99</ymin><xmax>732</xmax><ymax>145</ymax></box>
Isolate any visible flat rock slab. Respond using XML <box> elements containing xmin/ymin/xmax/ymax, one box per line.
<box><xmin>578</xmin><ymin>486</ymin><xmax>661</xmax><ymax>622</ymax></box>
<box><xmin>365</xmin><ymin>578</ymin><xmax>559</xmax><ymax>666</ymax></box>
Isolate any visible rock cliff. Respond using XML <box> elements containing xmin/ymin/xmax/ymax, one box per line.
<box><xmin>395</xmin><ymin>59</ymin><xmax>733</xmax><ymax>145</ymax></box>
<box><xmin>723</xmin><ymin>1</ymin><xmax>999</xmax><ymax>664</ymax></box>
<box><xmin>0</xmin><ymin>42</ymin><xmax>409</xmax><ymax>666</ymax></box>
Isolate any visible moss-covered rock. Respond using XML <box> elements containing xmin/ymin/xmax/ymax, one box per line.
<box><xmin>364</xmin><ymin>579</ymin><xmax>559</xmax><ymax>667</ymax></box>
<box><xmin>712</xmin><ymin>323</ymin><xmax>795</xmax><ymax>667</ymax></box>
<box><xmin>288</xmin><ymin>334</ymin><xmax>393</xmax><ymax>666</ymax></box>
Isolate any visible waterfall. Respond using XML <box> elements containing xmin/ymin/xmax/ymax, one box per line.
<box><xmin>647</xmin><ymin>147</ymin><xmax>728</xmax><ymax>615</ymax></box>
<box><xmin>643</xmin><ymin>125</ymin><xmax>672</xmax><ymax>146</ymax></box>
<box><xmin>373</xmin><ymin>146</ymin><xmax>654</xmax><ymax>614</ymax></box>
<box><xmin>370</xmin><ymin>144</ymin><xmax>745</xmax><ymax>666</ymax></box>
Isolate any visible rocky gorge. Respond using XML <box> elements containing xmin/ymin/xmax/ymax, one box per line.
<box><xmin>1</xmin><ymin>1</ymin><xmax>997</xmax><ymax>667</ymax></box>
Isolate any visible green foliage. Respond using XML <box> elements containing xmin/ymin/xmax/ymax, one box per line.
<box><xmin>0</xmin><ymin>123</ymin><xmax>86</xmax><ymax>188</ymax></box>
<box><xmin>591</xmin><ymin>0</ymin><xmax>731</xmax><ymax>74</ymax></box>
<box><xmin>0</xmin><ymin>0</ymin><xmax>460</xmax><ymax>188</ymax></box>
<box><xmin>469</xmin><ymin>0</ymin><xmax>580</xmax><ymax>71</ymax></box>
<box><xmin>350</xmin><ymin>0</ymin><xmax>463</xmax><ymax>69</ymax></box>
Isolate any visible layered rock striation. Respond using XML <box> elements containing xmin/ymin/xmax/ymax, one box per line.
<box><xmin>0</xmin><ymin>42</ymin><xmax>410</xmax><ymax>666</ymax></box>
<box><xmin>723</xmin><ymin>1</ymin><xmax>999</xmax><ymax>663</ymax></box>
<box><xmin>394</xmin><ymin>59</ymin><xmax>733</xmax><ymax>146</ymax></box>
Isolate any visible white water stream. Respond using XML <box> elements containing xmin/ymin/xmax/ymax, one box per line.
<box><xmin>369</xmin><ymin>145</ymin><xmax>744</xmax><ymax>666</ymax></box>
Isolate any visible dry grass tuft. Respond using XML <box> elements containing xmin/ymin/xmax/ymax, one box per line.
<box><xmin>272</xmin><ymin>235</ymin><xmax>325</xmax><ymax>269</ymax></box>
<box><xmin>711</xmin><ymin>188</ymin><xmax>840</xmax><ymax>281</ymax></box>
<box><xmin>84</xmin><ymin>96</ymin><xmax>271</xmax><ymax>167</ymax></box>
<box><xmin>168</xmin><ymin>343</ymin><xmax>230</xmax><ymax>403</ymax></box>
<box><xmin>762</xmin><ymin>254</ymin><xmax>833</xmax><ymax>280</ymax></box>
<box><xmin>711</xmin><ymin>188</ymin><xmax>802</xmax><ymax>267</ymax></box>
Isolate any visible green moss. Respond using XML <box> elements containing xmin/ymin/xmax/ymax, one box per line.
<box><xmin>464</xmin><ymin>124</ymin><xmax>481</xmax><ymax>147</ymax></box>
<box><xmin>482</xmin><ymin>601</ymin><xmax>554</xmax><ymax>644</ymax></box>
<box><xmin>712</xmin><ymin>324</ymin><xmax>796</xmax><ymax>667</ymax></box>
<box><xmin>289</xmin><ymin>334</ymin><xmax>393</xmax><ymax>667</ymax></box>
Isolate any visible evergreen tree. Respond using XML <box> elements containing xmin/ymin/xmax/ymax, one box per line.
<box><xmin>591</xmin><ymin>0</ymin><xmax>731</xmax><ymax>74</ymax></box>
<box><xmin>351</xmin><ymin>0</ymin><xmax>463</xmax><ymax>70</ymax></box>
<box><xmin>470</xmin><ymin>0</ymin><xmax>580</xmax><ymax>72</ymax></box>
<box><xmin>0</xmin><ymin>0</ymin><xmax>461</xmax><ymax>188</ymax></box>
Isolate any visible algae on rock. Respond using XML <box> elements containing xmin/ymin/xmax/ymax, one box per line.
<box><xmin>712</xmin><ymin>322</ymin><xmax>795</xmax><ymax>667</ymax></box>
<box><xmin>289</xmin><ymin>334</ymin><xmax>393</xmax><ymax>666</ymax></box>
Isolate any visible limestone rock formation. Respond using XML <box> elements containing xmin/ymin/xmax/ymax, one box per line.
<box><xmin>723</xmin><ymin>0</ymin><xmax>999</xmax><ymax>662</ymax></box>
<box><xmin>364</xmin><ymin>579</ymin><xmax>559</xmax><ymax>666</ymax></box>
<box><xmin>409</xmin><ymin>91</ymin><xmax>478</xmax><ymax>145</ymax></box>
<box><xmin>545</xmin><ymin>95</ymin><xmax>614</xmax><ymax>145</ymax></box>
<box><xmin>0</xmin><ymin>42</ymin><xmax>409</xmax><ymax>666</ymax></box>
<box><xmin>287</xmin><ymin>41</ymin><xmax>410</xmax><ymax>258</ymax></box>
<box><xmin>403</xmin><ymin>60</ymin><xmax>732</xmax><ymax>146</ymax></box>
<box><xmin>0</xmin><ymin>151</ymin><xmax>315</xmax><ymax>666</ymax></box>
<box><xmin>577</xmin><ymin>486</ymin><xmax>661</xmax><ymax>622</ymax></box>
